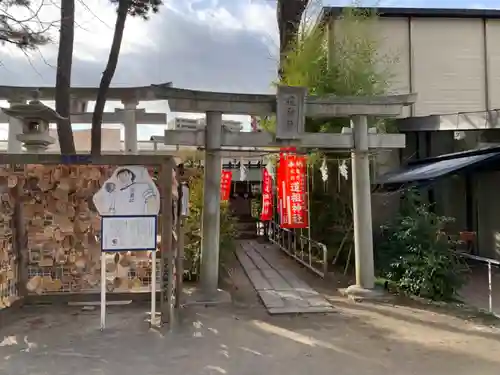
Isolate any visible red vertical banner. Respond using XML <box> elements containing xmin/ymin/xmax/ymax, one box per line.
<box><xmin>277</xmin><ymin>147</ymin><xmax>296</xmax><ymax>227</ymax></box>
<box><xmin>260</xmin><ymin>168</ymin><xmax>273</xmax><ymax>221</ymax></box>
<box><xmin>284</xmin><ymin>155</ymin><xmax>308</xmax><ymax>228</ymax></box>
<box><xmin>277</xmin><ymin>149</ymin><xmax>308</xmax><ymax>229</ymax></box>
<box><xmin>220</xmin><ymin>170</ymin><xmax>232</xmax><ymax>201</ymax></box>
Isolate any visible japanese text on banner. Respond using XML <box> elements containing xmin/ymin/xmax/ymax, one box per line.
<box><xmin>279</xmin><ymin>150</ymin><xmax>308</xmax><ymax>229</ymax></box>
<box><xmin>260</xmin><ymin>168</ymin><xmax>273</xmax><ymax>221</ymax></box>
<box><xmin>277</xmin><ymin>147</ymin><xmax>296</xmax><ymax>226</ymax></box>
<box><xmin>220</xmin><ymin>170</ymin><xmax>232</xmax><ymax>201</ymax></box>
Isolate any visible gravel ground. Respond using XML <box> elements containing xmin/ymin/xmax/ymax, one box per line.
<box><xmin>1</xmin><ymin>243</ymin><xmax>500</xmax><ymax>375</ymax></box>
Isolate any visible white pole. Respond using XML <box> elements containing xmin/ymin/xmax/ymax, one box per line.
<box><xmin>151</xmin><ymin>250</ymin><xmax>157</xmax><ymax>326</ymax></box>
<box><xmin>488</xmin><ymin>262</ymin><xmax>493</xmax><ymax>313</ymax></box>
<box><xmin>100</xmin><ymin>253</ymin><xmax>106</xmax><ymax>330</ymax></box>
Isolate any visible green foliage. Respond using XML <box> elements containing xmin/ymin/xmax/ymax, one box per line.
<box><xmin>110</xmin><ymin>0</ymin><xmax>163</xmax><ymax>19</ymax></box>
<box><xmin>260</xmin><ymin>8</ymin><xmax>394</xmax><ymax>134</ymax></box>
<box><xmin>183</xmin><ymin>172</ymin><xmax>237</xmax><ymax>279</ymax></box>
<box><xmin>309</xmin><ymin>167</ymin><xmax>353</xmax><ymax>256</ymax></box>
<box><xmin>376</xmin><ymin>191</ymin><xmax>469</xmax><ymax>301</ymax></box>
<box><xmin>261</xmin><ymin>7</ymin><xmax>398</xmax><ymax>265</ymax></box>
<box><xmin>275</xmin><ymin>7</ymin><xmax>396</xmax><ymax>135</ymax></box>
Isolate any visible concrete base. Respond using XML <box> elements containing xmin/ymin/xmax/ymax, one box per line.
<box><xmin>182</xmin><ymin>287</ymin><xmax>232</xmax><ymax>307</ymax></box>
<box><xmin>341</xmin><ymin>284</ymin><xmax>391</xmax><ymax>302</ymax></box>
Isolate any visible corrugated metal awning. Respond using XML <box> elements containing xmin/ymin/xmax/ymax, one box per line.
<box><xmin>375</xmin><ymin>146</ymin><xmax>500</xmax><ymax>190</ymax></box>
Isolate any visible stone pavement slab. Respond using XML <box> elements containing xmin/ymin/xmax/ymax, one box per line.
<box><xmin>235</xmin><ymin>240</ymin><xmax>333</xmax><ymax>315</ymax></box>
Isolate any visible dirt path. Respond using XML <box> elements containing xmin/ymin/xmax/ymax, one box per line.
<box><xmin>1</xmin><ymin>244</ymin><xmax>499</xmax><ymax>375</ymax></box>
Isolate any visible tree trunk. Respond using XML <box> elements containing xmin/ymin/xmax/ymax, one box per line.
<box><xmin>90</xmin><ymin>0</ymin><xmax>129</xmax><ymax>156</ymax></box>
<box><xmin>54</xmin><ymin>0</ymin><xmax>76</xmax><ymax>154</ymax></box>
<box><xmin>277</xmin><ymin>0</ymin><xmax>308</xmax><ymax>78</ymax></box>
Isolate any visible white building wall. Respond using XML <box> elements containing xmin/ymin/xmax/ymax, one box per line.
<box><xmin>168</xmin><ymin>117</ymin><xmax>242</xmax><ymax>132</ymax></box>
<box><xmin>327</xmin><ymin>14</ymin><xmax>495</xmax><ymax>117</ymax></box>
<box><xmin>411</xmin><ymin>18</ymin><xmax>485</xmax><ymax>115</ymax></box>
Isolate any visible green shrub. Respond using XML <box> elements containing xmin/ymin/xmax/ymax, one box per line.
<box><xmin>376</xmin><ymin>191</ymin><xmax>469</xmax><ymax>301</ymax></box>
<box><xmin>183</xmin><ymin>172</ymin><xmax>237</xmax><ymax>280</ymax></box>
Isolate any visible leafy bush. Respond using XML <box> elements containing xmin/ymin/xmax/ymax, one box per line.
<box><xmin>376</xmin><ymin>191</ymin><xmax>469</xmax><ymax>301</ymax></box>
<box><xmin>183</xmin><ymin>172</ymin><xmax>237</xmax><ymax>280</ymax></box>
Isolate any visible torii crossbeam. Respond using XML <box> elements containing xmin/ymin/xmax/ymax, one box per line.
<box><xmin>152</xmin><ymin>84</ymin><xmax>416</xmax><ymax>300</ymax></box>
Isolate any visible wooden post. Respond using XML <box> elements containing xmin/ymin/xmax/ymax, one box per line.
<box><xmin>160</xmin><ymin>157</ymin><xmax>174</xmax><ymax>327</ymax></box>
<box><xmin>175</xmin><ymin>183</ymin><xmax>184</xmax><ymax>309</ymax></box>
<box><xmin>12</xmin><ymin>171</ymin><xmax>27</xmax><ymax>300</ymax></box>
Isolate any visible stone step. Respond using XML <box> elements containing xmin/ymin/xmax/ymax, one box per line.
<box><xmin>235</xmin><ymin>223</ymin><xmax>256</xmax><ymax>231</ymax></box>
<box><xmin>236</xmin><ymin>216</ymin><xmax>257</xmax><ymax>225</ymax></box>
<box><xmin>236</xmin><ymin>232</ymin><xmax>258</xmax><ymax>239</ymax></box>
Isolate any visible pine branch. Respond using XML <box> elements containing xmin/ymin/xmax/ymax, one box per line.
<box><xmin>0</xmin><ymin>0</ymin><xmax>52</xmax><ymax>49</ymax></box>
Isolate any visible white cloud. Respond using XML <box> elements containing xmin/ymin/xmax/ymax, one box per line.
<box><xmin>0</xmin><ymin>0</ymin><xmax>277</xmax><ymax>140</ymax></box>
<box><xmin>3</xmin><ymin>0</ymin><xmax>156</xmax><ymax>61</ymax></box>
<box><xmin>71</xmin><ymin>1</ymin><xmax>157</xmax><ymax>61</ymax></box>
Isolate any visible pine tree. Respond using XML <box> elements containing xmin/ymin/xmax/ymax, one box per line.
<box><xmin>91</xmin><ymin>0</ymin><xmax>163</xmax><ymax>155</ymax></box>
<box><xmin>55</xmin><ymin>0</ymin><xmax>76</xmax><ymax>154</ymax></box>
<box><xmin>0</xmin><ymin>0</ymin><xmax>50</xmax><ymax>49</ymax></box>
<box><xmin>277</xmin><ymin>0</ymin><xmax>309</xmax><ymax>77</ymax></box>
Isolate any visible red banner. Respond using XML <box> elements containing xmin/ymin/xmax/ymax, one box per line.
<box><xmin>277</xmin><ymin>147</ymin><xmax>294</xmax><ymax>226</ymax></box>
<box><xmin>220</xmin><ymin>170</ymin><xmax>232</xmax><ymax>201</ymax></box>
<box><xmin>260</xmin><ymin>168</ymin><xmax>273</xmax><ymax>221</ymax></box>
<box><xmin>277</xmin><ymin>149</ymin><xmax>308</xmax><ymax>228</ymax></box>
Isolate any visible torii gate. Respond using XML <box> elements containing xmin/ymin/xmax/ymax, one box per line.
<box><xmin>152</xmin><ymin>84</ymin><xmax>416</xmax><ymax>300</ymax></box>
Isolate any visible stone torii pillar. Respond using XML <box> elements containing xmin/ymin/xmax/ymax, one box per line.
<box><xmin>201</xmin><ymin>111</ymin><xmax>223</xmax><ymax>296</ymax></box>
<box><xmin>122</xmin><ymin>99</ymin><xmax>138</xmax><ymax>154</ymax></box>
<box><xmin>151</xmin><ymin>84</ymin><xmax>416</xmax><ymax>301</ymax></box>
<box><xmin>350</xmin><ymin>115</ymin><xmax>376</xmax><ymax>293</ymax></box>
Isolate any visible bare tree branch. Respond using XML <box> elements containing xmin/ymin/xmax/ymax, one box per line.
<box><xmin>0</xmin><ymin>0</ymin><xmax>53</xmax><ymax>49</ymax></box>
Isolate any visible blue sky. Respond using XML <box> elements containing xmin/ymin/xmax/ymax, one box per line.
<box><xmin>0</xmin><ymin>0</ymin><xmax>498</xmax><ymax>141</ymax></box>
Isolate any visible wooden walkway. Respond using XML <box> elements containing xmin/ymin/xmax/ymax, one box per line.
<box><xmin>235</xmin><ymin>240</ymin><xmax>334</xmax><ymax>314</ymax></box>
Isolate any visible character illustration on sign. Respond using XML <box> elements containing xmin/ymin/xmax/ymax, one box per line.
<box><xmin>93</xmin><ymin>166</ymin><xmax>160</xmax><ymax>216</ymax></box>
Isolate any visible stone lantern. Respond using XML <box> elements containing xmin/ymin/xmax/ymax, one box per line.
<box><xmin>1</xmin><ymin>90</ymin><xmax>66</xmax><ymax>152</ymax></box>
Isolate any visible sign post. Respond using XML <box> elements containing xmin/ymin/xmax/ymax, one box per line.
<box><xmin>92</xmin><ymin>165</ymin><xmax>161</xmax><ymax>330</ymax></box>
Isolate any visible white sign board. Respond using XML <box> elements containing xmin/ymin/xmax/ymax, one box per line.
<box><xmin>92</xmin><ymin>165</ymin><xmax>161</xmax><ymax>331</ymax></box>
<box><xmin>181</xmin><ymin>184</ymin><xmax>189</xmax><ymax>217</ymax></box>
<box><xmin>101</xmin><ymin>216</ymin><xmax>157</xmax><ymax>251</ymax></box>
<box><xmin>93</xmin><ymin>165</ymin><xmax>160</xmax><ymax>216</ymax></box>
